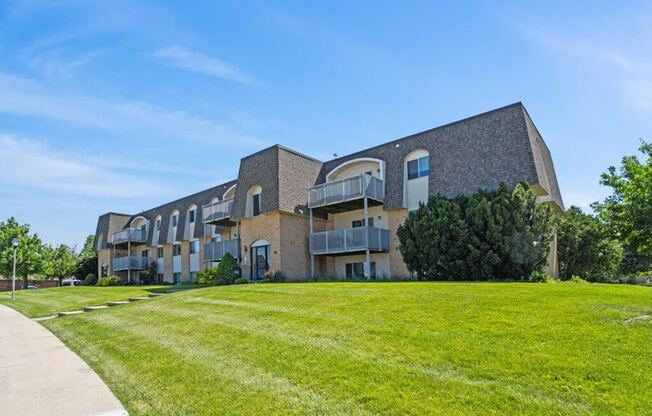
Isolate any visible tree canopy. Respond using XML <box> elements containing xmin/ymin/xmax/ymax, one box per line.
<box><xmin>0</xmin><ymin>217</ymin><xmax>43</xmax><ymax>288</ymax></box>
<box><xmin>592</xmin><ymin>140</ymin><xmax>652</xmax><ymax>272</ymax></box>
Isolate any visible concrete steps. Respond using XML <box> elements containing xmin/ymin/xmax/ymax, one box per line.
<box><xmin>83</xmin><ymin>305</ymin><xmax>109</xmax><ymax>312</ymax></box>
<box><xmin>57</xmin><ymin>310</ymin><xmax>84</xmax><ymax>317</ymax></box>
<box><xmin>148</xmin><ymin>292</ymin><xmax>165</xmax><ymax>297</ymax></box>
<box><xmin>128</xmin><ymin>297</ymin><xmax>148</xmax><ymax>302</ymax></box>
<box><xmin>107</xmin><ymin>301</ymin><xmax>130</xmax><ymax>307</ymax></box>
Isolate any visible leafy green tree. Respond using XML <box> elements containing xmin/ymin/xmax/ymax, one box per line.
<box><xmin>41</xmin><ymin>244</ymin><xmax>79</xmax><ymax>283</ymax></box>
<box><xmin>592</xmin><ymin>141</ymin><xmax>652</xmax><ymax>272</ymax></box>
<box><xmin>557</xmin><ymin>206</ymin><xmax>623</xmax><ymax>281</ymax></box>
<box><xmin>397</xmin><ymin>183</ymin><xmax>555</xmax><ymax>280</ymax></box>
<box><xmin>76</xmin><ymin>234</ymin><xmax>98</xmax><ymax>278</ymax></box>
<box><xmin>0</xmin><ymin>217</ymin><xmax>42</xmax><ymax>288</ymax></box>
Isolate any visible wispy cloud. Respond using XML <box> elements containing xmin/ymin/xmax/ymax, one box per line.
<box><xmin>0</xmin><ymin>72</ymin><xmax>266</xmax><ymax>147</ymax></box>
<box><xmin>0</xmin><ymin>134</ymin><xmax>176</xmax><ymax>198</ymax></box>
<box><xmin>505</xmin><ymin>19</ymin><xmax>652</xmax><ymax>110</ymax></box>
<box><xmin>152</xmin><ymin>46</ymin><xmax>259</xmax><ymax>86</ymax></box>
<box><xmin>563</xmin><ymin>191</ymin><xmax>603</xmax><ymax>212</ymax></box>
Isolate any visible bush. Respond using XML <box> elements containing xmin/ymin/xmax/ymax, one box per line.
<box><xmin>96</xmin><ymin>275</ymin><xmax>123</xmax><ymax>286</ymax></box>
<box><xmin>529</xmin><ymin>271</ymin><xmax>554</xmax><ymax>283</ymax></box>
<box><xmin>234</xmin><ymin>277</ymin><xmax>249</xmax><ymax>285</ymax></box>
<box><xmin>397</xmin><ymin>183</ymin><xmax>554</xmax><ymax>281</ymax></box>
<box><xmin>83</xmin><ymin>273</ymin><xmax>97</xmax><ymax>286</ymax></box>
<box><xmin>263</xmin><ymin>269</ymin><xmax>286</xmax><ymax>283</ymax></box>
<box><xmin>216</xmin><ymin>253</ymin><xmax>237</xmax><ymax>283</ymax></box>
<box><xmin>568</xmin><ymin>275</ymin><xmax>588</xmax><ymax>284</ymax></box>
<box><xmin>196</xmin><ymin>268</ymin><xmax>218</xmax><ymax>285</ymax></box>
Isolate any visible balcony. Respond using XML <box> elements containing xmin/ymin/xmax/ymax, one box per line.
<box><xmin>113</xmin><ymin>256</ymin><xmax>150</xmax><ymax>271</ymax></box>
<box><xmin>202</xmin><ymin>198</ymin><xmax>235</xmax><ymax>226</ymax></box>
<box><xmin>203</xmin><ymin>239</ymin><xmax>241</xmax><ymax>262</ymax></box>
<box><xmin>308</xmin><ymin>174</ymin><xmax>384</xmax><ymax>213</ymax></box>
<box><xmin>111</xmin><ymin>228</ymin><xmax>147</xmax><ymax>245</ymax></box>
<box><xmin>310</xmin><ymin>226</ymin><xmax>389</xmax><ymax>255</ymax></box>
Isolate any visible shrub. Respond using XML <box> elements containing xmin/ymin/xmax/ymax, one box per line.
<box><xmin>216</xmin><ymin>253</ymin><xmax>238</xmax><ymax>283</ymax></box>
<box><xmin>529</xmin><ymin>271</ymin><xmax>554</xmax><ymax>283</ymax></box>
<box><xmin>397</xmin><ymin>183</ymin><xmax>554</xmax><ymax>281</ymax></box>
<box><xmin>83</xmin><ymin>273</ymin><xmax>97</xmax><ymax>286</ymax></box>
<box><xmin>568</xmin><ymin>275</ymin><xmax>588</xmax><ymax>284</ymax></box>
<box><xmin>96</xmin><ymin>275</ymin><xmax>123</xmax><ymax>286</ymax></box>
<box><xmin>234</xmin><ymin>277</ymin><xmax>249</xmax><ymax>285</ymax></box>
<box><xmin>264</xmin><ymin>269</ymin><xmax>286</xmax><ymax>283</ymax></box>
<box><xmin>196</xmin><ymin>268</ymin><xmax>218</xmax><ymax>285</ymax></box>
<box><xmin>215</xmin><ymin>278</ymin><xmax>229</xmax><ymax>286</ymax></box>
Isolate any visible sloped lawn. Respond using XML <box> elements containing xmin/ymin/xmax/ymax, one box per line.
<box><xmin>41</xmin><ymin>282</ymin><xmax>651</xmax><ymax>415</ymax></box>
<box><xmin>0</xmin><ymin>285</ymin><xmax>167</xmax><ymax>317</ymax></box>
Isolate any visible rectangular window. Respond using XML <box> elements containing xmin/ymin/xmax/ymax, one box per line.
<box><xmin>157</xmin><ymin>246</ymin><xmax>163</xmax><ymax>257</ymax></box>
<box><xmin>190</xmin><ymin>272</ymin><xmax>197</xmax><ymax>282</ymax></box>
<box><xmin>155</xmin><ymin>219</ymin><xmax>161</xmax><ymax>231</ymax></box>
<box><xmin>157</xmin><ymin>273</ymin><xmax>164</xmax><ymax>283</ymax></box>
<box><xmin>172</xmin><ymin>214</ymin><xmax>179</xmax><ymax>227</ymax></box>
<box><xmin>173</xmin><ymin>272</ymin><xmax>181</xmax><ymax>284</ymax></box>
<box><xmin>212</xmin><ymin>235</ymin><xmax>222</xmax><ymax>243</ymax></box>
<box><xmin>189</xmin><ymin>209</ymin><xmax>196</xmax><ymax>223</ymax></box>
<box><xmin>407</xmin><ymin>156</ymin><xmax>429</xmax><ymax>180</ymax></box>
<box><xmin>101</xmin><ymin>264</ymin><xmax>108</xmax><ymax>277</ymax></box>
<box><xmin>141</xmin><ymin>249</ymin><xmax>149</xmax><ymax>258</ymax></box>
<box><xmin>173</xmin><ymin>244</ymin><xmax>181</xmax><ymax>256</ymax></box>
<box><xmin>190</xmin><ymin>240</ymin><xmax>199</xmax><ymax>254</ymax></box>
<box><xmin>345</xmin><ymin>262</ymin><xmax>376</xmax><ymax>279</ymax></box>
<box><xmin>352</xmin><ymin>217</ymin><xmax>374</xmax><ymax>228</ymax></box>
<box><xmin>252</xmin><ymin>193</ymin><xmax>261</xmax><ymax>216</ymax></box>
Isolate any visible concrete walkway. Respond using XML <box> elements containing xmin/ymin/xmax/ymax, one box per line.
<box><xmin>0</xmin><ymin>305</ymin><xmax>128</xmax><ymax>416</ymax></box>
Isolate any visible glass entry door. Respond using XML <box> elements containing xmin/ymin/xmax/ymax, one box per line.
<box><xmin>251</xmin><ymin>245</ymin><xmax>269</xmax><ymax>281</ymax></box>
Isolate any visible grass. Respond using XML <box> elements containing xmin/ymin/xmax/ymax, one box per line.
<box><xmin>13</xmin><ymin>282</ymin><xmax>652</xmax><ymax>415</ymax></box>
<box><xmin>0</xmin><ymin>285</ymin><xmax>167</xmax><ymax>317</ymax></box>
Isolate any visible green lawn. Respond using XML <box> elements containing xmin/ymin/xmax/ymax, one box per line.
<box><xmin>25</xmin><ymin>283</ymin><xmax>652</xmax><ymax>414</ymax></box>
<box><xmin>0</xmin><ymin>285</ymin><xmax>167</xmax><ymax>317</ymax></box>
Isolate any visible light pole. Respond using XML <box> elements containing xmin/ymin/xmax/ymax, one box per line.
<box><xmin>11</xmin><ymin>237</ymin><xmax>19</xmax><ymax>301</ymax></box>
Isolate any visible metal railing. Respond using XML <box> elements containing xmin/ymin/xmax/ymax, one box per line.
<box><xmin>308</xmin><ymin>173</ymin><xmax>384</xmax><ymax>208</ymax></box>
<box><xmin>202</xmin><ymin>198</ymin><xmax>234</xmax><ymax>223</ymax></box>
<box><xmin>203</xmin><ymin>239</ymin><xmax>241</xmax><ymax>262</ymax></box>
<box><xmin>111</xmin><ymin>228</ymin><xmax>147</xmax><ymax>245</ymax></box>
<box><xmin>113</xmin><ymin>256</ymin><xmax>150</xmax><ymax>271</ymax></box>
<box><xmin>309</xmin><ymin>226</ymin><xmax>389</xmax><ymax>255</ymax></box>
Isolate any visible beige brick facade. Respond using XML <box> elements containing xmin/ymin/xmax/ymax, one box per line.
<box><xmin>387</xmin><ymin>208</ymin><xmax>411</xmax><ymax>278</ymax></box>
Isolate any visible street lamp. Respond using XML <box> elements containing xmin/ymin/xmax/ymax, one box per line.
<box><xmin>11</xmin><ymin>237</ymin><xmax>19</xmax><ymax>301</ymax></box>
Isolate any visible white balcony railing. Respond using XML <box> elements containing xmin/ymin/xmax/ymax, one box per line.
<box><xmin>112</xmin><ymin>256</ymin><xmax>150</xmax><ymax>271</ymax></box>
<box><xmin>111</xmin><ymin>228</ymin><xmax>147</xmax><ymax>245</ymax></box>
<box><xmin>309</xmin><ymin>226</ymin><xmax>389</xmax><ymax>255</ymax></box>
<box><xmin>203</xmin><ymin>239</ymin><xmax>241</xmax><ymax>262</ymax></box>
<box><xmin>308</xmin><ymin>173</ymin><xmax>384</xmax><ymax>209</ymax></box>
<box><xmin>202</xmin><ymin>198</ymin><xmax>234</xmax><ymax>224</ymax></box>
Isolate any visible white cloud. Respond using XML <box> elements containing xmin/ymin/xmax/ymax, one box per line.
<box><xmin>0</xmin><ymin>72</ymin><xmax>266</xmax><ymax>147</ymax></box>
<box><xmin>0</xmin><ymin>134</ymin><xmax>177</xmax><ymax>198</ymax></box>
<box><xmin>152</xmin><ymin>46</ymin><xmax>259</xmax><ymax>86</ymax></box>
<box><xmin>562</xmin><ymin>192</ymin><xmax>603</xmax><ymax>212</ymax></box>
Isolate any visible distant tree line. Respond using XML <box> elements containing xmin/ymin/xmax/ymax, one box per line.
<box><xmin>398</xmin><ymin>140</ymin><xmax>651</xmax><ymax>281</ymax></box>
<box><xmin>0</xmin><ymin>218</ymin><xmax>97</xmax><ymax>288</ymax></box>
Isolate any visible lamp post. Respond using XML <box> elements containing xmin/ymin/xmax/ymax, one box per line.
<box><xmin>11</xmin><ymin>237</ymin><xmax>19</xmax><ymax>301</ymax></box>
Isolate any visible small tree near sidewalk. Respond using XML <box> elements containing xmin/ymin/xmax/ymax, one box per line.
<box><xmin>0</xmin><ymin>217</ymin><xmax>42</xmax><ymax>288</ymax></box>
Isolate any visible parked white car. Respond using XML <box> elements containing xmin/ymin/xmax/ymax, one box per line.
<box><xmin>61</xmin><ymin>279</ymin><xmax>81</xmax><ymax>287</ymax></box>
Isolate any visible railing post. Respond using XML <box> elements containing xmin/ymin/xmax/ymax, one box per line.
<box><xmin>364</xmin><ymin>196</ymin><xmax>371</xmax><ymax>279</ymax></box>
<box><xmin>310</xmin><ymin>208</ymin><xmax>315</xmax><ymax>278</ymax></box>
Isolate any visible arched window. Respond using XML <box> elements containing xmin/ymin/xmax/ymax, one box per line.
<box><xmin>188</xmin><ymin>204</ymin><xmax>197</xmax><ymax>224</ymax></box>
<box><xmin>223</xmin><ymin>184</ymin><xmax>236</xmax><ymax>200</ymax></box>
<box><xmin>171</xmin><ymin>210</ymin><xmax>180</xmax><ymax>227</ymax></box>
<box><xmin>326</xmin><ymin>157</ymin><xmax>384</xmax><ymax>182</ymax></box>
<box><xmin>246</xmin><ymin>185</ymin><xmax>262</xmax><ymax>217</ymax></box>
<box><xmin>131</xmin><ymin>216</ymin><xmax>148</xmax><ymax>233</ymax></box>
<box><xmin>154</xmin><ymin>215</ymin><xmax>162</xmax><ymax>232</ymax></box>
<box><xmin>404</xmin><ymin>149</ymin><xmax>430</xmax><ymax>211</ymax></box>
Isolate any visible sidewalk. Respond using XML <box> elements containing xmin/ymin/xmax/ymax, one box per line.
<box><xmin>0</xmin><ymin>304</ymin><xmax>128</xmax><ymax>416</ymax></box>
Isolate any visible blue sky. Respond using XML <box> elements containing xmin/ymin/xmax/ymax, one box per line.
<box><xmin>0</xmin><ymin>1</ymin><xmax>650</xmax><ymax>249</ymax></box>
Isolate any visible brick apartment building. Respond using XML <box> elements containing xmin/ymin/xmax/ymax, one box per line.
<box><xmin>93</xmin><ymin>102</ymin><xmax>564</xmax><ymax>283</ymax></box>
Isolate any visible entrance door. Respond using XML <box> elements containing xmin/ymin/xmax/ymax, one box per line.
<box><xmin>251</xmin><ymin>245</ymin><xmax>269</xmax><ymax>281</ymax></box>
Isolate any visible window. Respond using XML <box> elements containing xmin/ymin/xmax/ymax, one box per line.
<box><xmin>407</xmin><ymin>156</ymin><xmax>429</xmax><ymax>180</ymax></box>
<box><xmin>190</xmin><ymin>272</ymin><xmax>197</xmax><ymax>282</ymax></box>
<box><xmin>189</xmin><ymin>209</ymin><xmax>196</xmax><ymax>223</ymax></box>
<box><xmin>140</xmin><ymin>224</ymin><xmax>147</xmax><ymax>233</ymax></box>
<box><xmin>252</xmin><ymin>193</ymin><xmax>261</xmax><ymax>216</ymax></box>
<box><xmin>157</xmin><ymin>246</ymin><xmax>163</xmax><ymax>257</ymax></box>
<box><xmin>155</xmin><ymin>218</ymin><xmax>161</xmax><ymax>231</ymax></box>
<box><xmin>173</xmin><ymin>244</ymin><xmax>181</xmax><ymax>256</ymax></box>
<box><xmin>141</xmin><ymin>249</ymin><xmax>149</xmax><ymax>258</ymax></box>
<box><xmin>173</xmin><ymin>272</ymin><xmax>181</xmax><ymax>284</ymax></box>
<box><xmin>345</xmin><ymin>262</ymin><xmax>376</xmax><ymax>279</ymax></box>
<box><xmin>352</xmin><ymin>217</ymin><xmax>374</xmax><ymax>228</ymax></box>
<box><xmin>101</xmin><ymin>264</ymin><xmax>108</xmax><ymax>277</ymax></box>
<box><xmin>157</xmin><ymin>273</ymin><xmax>164</xmax><ymax>283</ymax></box>
<box><xmin>212</xmin><ymin>235</ymin><xmax>222</xmax><ymax>243</ymax></box>
<box><xmin>190</xmin><ymin>240</ymin><xmax>199</xmax><ymax>254</ymax></box>
<box><xmin>172</xmin><ymin>213</ymin><xmax>179</xmax><ymax>227</ymax></box>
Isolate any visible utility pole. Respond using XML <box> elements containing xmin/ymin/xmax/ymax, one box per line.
<box><xmin>11</xmin><ymin>238</ymin><xmax>19</xmax><ymax>301</ymax></box>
